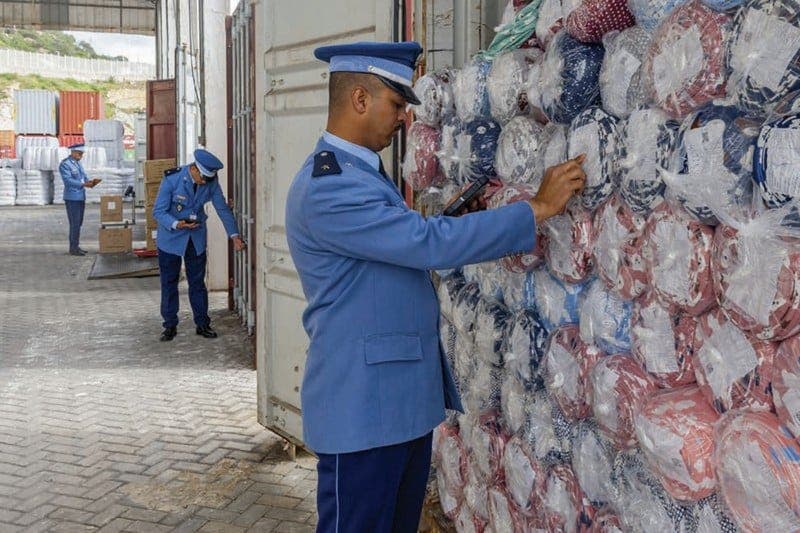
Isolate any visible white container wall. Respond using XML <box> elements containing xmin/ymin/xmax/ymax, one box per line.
<box><xmin>14</xmin><ymin>89</ymin><xmax>57</xmax><ymax>135</ymax></box>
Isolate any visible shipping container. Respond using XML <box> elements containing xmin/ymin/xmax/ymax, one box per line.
<box><xmin>14</xmin><ymin>89</ymin><xmax>57</xmax><ymax>135</ymax></box>
<box><xmin>58</xmin><ymin>134</ymin><xmax>85</xmax><ymax>148</ymax></box>
<box><xmin>0</xmin><ymin>130</ymin><xmax>15</xmax><ymax>158</ymax></box>
<box><xmin>58</xmin><ymin>91</ymin><xmax>104</xmax><ymax>136</ymax></box>
<box><xmin>146</xmin><ymin>79</ymin><xmax>177</xmax><ymax>160</ymax></box>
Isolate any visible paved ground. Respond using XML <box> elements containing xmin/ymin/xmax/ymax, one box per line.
<box><xmin>0</xmin><ymin>205</ymin><xmax>319</xmax><ymax>532</ymax></box>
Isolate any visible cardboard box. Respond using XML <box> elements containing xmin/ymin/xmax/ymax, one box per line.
<box><xmin>145</xmin><ymin>181</ymin><xmax>162</xmax><ymax>206</ymax></box>
<box><xmin>99</xmin><ymin>227</ymin><xmax>132</xmax><ymax>254</ymax></box>
<box><xmin>144</xmin><ymin>158</ymin><xmax>176</xmax><ymax>184</ymax></box>
<box><xmin>145</xmin><ymin>226</ymin><xmax>158</xmax><ymax>251</ymax></box>
<box><xmin>145</xmin><ymin>205</ymin><xmax>156</xmax><ymax>227</ymax></box>
<box><xmin>100</xmin><ymin>195</ymin><xmax>123</xmax><ymax>222</ymax></box>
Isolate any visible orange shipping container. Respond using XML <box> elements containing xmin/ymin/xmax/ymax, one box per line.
<box><xmin>0</xmin><ymin>130</ymin><xmax>14</xmax><ymax>158</ymax></box>
<box><xmin>58</xmin><ymin>134</ymin><xmax>85</xmax><ymax>148</ymax></box>
<box><xmin>59</xmin><ymin>91</ymin><xmax>104</xmax><ymax>135</ymax></box>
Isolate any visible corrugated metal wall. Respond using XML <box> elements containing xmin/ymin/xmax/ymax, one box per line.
<box><xmin>14</xmin><ymin>89</ymin><xmax>57</xmax><ymax>135</ymax></box>
<box><xmin>0</xmin><ymin>0</ymin><xmax>155</xmax><ymax>34</ymax></box>
<box><xmin>58</xmin><ymin>91</ymin><xmax>104</xmax><ymax>135</ymax></box>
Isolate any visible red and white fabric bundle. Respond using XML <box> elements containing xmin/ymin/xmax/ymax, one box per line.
<box><xmin>565</xmin><ymin>0</ymin><xmax>635</xmax><ymax>43</ymax></box>
<box><xmin>772</xmin><ymin>334</ymin><xmax>800</xmax><ymax>439</ymax></box>
<box><xmin>543</xmin><ymin>200</ymin><xmax>596</xmax><ymax>283</ymax></box>
<box><xmin>715</xmin><ymin>410</ymin><xmax>800</xmax><ymax>532</ymax></box>
<box><xmin>501</xmin><ymin>435</ymin><xmax>547</xmax><ymax>527</ymax></box>
<box><xmin>403</xmin><ymin>121</ymin><xmax>444</xmax><ymax>191</ymax></box>
<box><xmin>469</xmin><ymin>410</ymin><xmax>510</xmax><ymax>486</ymax></box>
<box><xmin>642</xmin><ymin>202</ymin><xmax>716</xmax><ymax>316</ymax></box>
<box><xmin>631</xmin><ymin>290</ymin><xmax>698</xmax><ymax>388</ymax></box>
<box><xmin>488</xmin><ymin>184</ymin><xmax>545</xmax><ymax>273</ymax></box>
<box><xmin>693</xmin><ymin>307</ymin><xmax>776</xmax><ymax>414</ymax></box>
<box><xmin>544</xmin><ymin>325</ymin><xmax>602</xmax><ymax>420</ymax></box>
<box><xmin>487</xmin><ymin>485</ymin><xmax>526</xmax><ymax>532</ymax></box>
<box><xmin>543</xmin><ymin>463</ymin><xmax>595</xmax><ymax>533</ymax></box>
<box><xmin>571</xmin><ymin>423</ymin><xmax>617</xmax><ymax>506</ymax></box>
<box><xmin>462</xmin><ymin>459</ymin><xmax>490</xmax><ymax>532</ymax></box>
<box><xmin>590</xmin><ymin>354</ymin><xmax>658</xmax><ymax>449</ymax></box>
<box><xmin>592</xmin><ymin>195</ymin><xmax>647</xmax><ymax>300</ymax></box>
<box><xmin>433</xmin><ymin>423</ymin><xmax>469</xmax><ymax>519</ymax></box>
<box><xmin>643</xmin><ymin>1</ymin><xmax>731</xmax><ymax>118</ymax></box>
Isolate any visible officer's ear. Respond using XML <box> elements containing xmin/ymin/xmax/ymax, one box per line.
<box><xmin>351</xmin><ymin>85</ymin><xmax>370</xmax><ymax>115</ymax></box>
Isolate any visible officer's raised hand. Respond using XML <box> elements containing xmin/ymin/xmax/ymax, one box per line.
<box><xmin>231</xmin><ymin>236</ymin><xmax>246</xmax><ymax>251</ymax></box>
<box><xmin>529</xmin><ymin>154</ymin><xmax>586</xmax><ymax>223</ymax></box>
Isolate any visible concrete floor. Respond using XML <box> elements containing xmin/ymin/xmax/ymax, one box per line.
<box><xmin>0</xmin><ymin>205</ymin><xmax>318</xmax><ymax>532</ymax></box>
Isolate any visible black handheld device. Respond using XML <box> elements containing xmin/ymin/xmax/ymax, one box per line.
<box><xmin>443</xmin><ymin>176</ymin><xmax>490</xmax><ymax>216</ymax></box>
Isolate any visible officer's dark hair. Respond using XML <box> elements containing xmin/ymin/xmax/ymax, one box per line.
<box><xmin>329</xmin><ymin>71</ymin><xmax>385</xmax><ymax>111</ymax></box>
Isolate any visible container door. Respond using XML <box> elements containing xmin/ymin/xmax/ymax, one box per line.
<box><xmin>254</xmin><ymin>0</ymin><xmax>393</xmax><ymax>447</ymax></box>
<box><xmin>146</xmin><ymin>79</ymin><xmax>177</xmax><ymax>160</ymax></box>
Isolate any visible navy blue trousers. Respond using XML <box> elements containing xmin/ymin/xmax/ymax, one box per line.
<box><xmin>64</xmin><ymin>200</ymin><xmax>85</xmax><ymax>252</ymax></box>
<box><xmin>315</xmin><ymin>432</ymin><xmax>432</xmax><ymax>533</ymax></box>
<box><xmin>157</xmin><ymin>239</ymin><xmax>210</xmax><ymax>329</ymax></box>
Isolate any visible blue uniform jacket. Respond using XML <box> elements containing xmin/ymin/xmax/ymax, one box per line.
<box><xmin>286</xmin><ymin>137</ymin><xmax>537</xmax><ymax>454</ymax></box>
<box><xmin>152</xmin><ymin>165</ymin><xmax>239</xmax><ymax>256</ymax></box>
<box><xmin>59</xmin><ymin>156</ymin><xmax>89</xmax><ymax>201</ymax></box>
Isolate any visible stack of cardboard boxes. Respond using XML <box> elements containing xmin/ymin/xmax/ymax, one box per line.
<box><xmin>98</xmin><ymin>195</ymin><xmax>132</xmax><ymax>253</ymax></box>
<box><xmin>143</xmin><ymin>158</ymin><xmax>176</xmax><ymax>251</ymax></box>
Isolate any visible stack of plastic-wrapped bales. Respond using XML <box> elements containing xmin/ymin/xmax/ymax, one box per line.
<box><xmin>418</xmin><ymin>0</ymin><xmax>800</xmax><ymax>530</ymax></box>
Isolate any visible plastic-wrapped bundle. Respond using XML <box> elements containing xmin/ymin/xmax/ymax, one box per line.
<box><xmin>436</xmin><ymin>467</ymin><xmax>460</xmax><ymax>520</ymax></box>
<box><xmin>543</xmin><ymin>463</ymin><xmax>595</xmax><ymax>533</ymax></box>
<box><xmin>83</xmin><ymin>119</ymin><xmax>124</xmax><ymax>141</ymax></box>
<box><xmin>612</xmin><ymin>450</ymin><xmax>697</xmax><ymax>531</ymax></box>
<box><xmin>590</xmin><ymin>355</ymin><xmax>658</xmax><ymax>449</ymax></box>
<box><xmin>450</xmin><ymin>119</ymin><xmax>501</xmax><ymax>184</ymax></box>
<box><xmin>538</xmin><ymin>30</ymin><xmax>604</xmax><ymax>124</ymax></box>
<box><xmin>454</xmin><ymin>329</ymin><xmax>477</xmax><ymax>394</ymax></box>
<box><xmin>588</xmin><ymin>507</ymin><xmax>624</xmax><ymax>532</ymax></box>
<box><xmin>616</xmin><ymin>108</ymin><xmax>680</xmax><ymax>216</ymax></box>
<box><xmin>15</xmin><ymin>135</ymin><xmax>57</xmax><ymax>160</ymax></box>
<box><xmin>571</xmin><ymin>423</ymin><xmax>617</xmax><ymax>506</ymax></box>
<box><xmin>434</xmin><ymin>423</ymin><xmax>468</xmax><ymax>518</ymax></box>
<box><xmin>454</xmin><ymin>58</ymin><xmax>492</xmax><ymax>122</ymax></box>
<box><xmin>80</xmin><ymin>146</ymin><xmax>108</xmax><ymax>170</ymax></box>
<box><xmin>592</xmin><ymin>196</ymin><xmax>648</xmax><ymax>299</ymax></box>
<box><xmin>412</xmin><ymin>69</ymin><xmax>456</xmax><ymax>127</ymax></box>
<box><xmin>701</xmin><ymin>0</ymin><xmax>742</xmax><ymax>9</ymax></box>
<box><xmin>692</xmin><ymin>493</ymin><xmax>738</xmax><ymax>533</ymax></box>
<box><xmin>627</xmin><ymin>0</ymin><xmax>688</xmax><ymax>30</ymax></box>
<box><xmin>631</xmin><ymin>290</ymin><xmax>698</xmax><ymax>387</ymax></box>
<box><xmin>599</xmin><ymin>27</ymin><xmax>653</xmax><ymax>119</ymax></box>
<box><xmin>525</xmin><ymin>390</ymin><xmax>575</xmax><ymax>464</ymax></box>
<box><xmin>566</xmin><ymin>0</ymin><xmax>635</xmax><ymax>43</ymax></box>
<box><xmin>84</xmin><ymin>167</ymin><xmax>135</xmax><ymax>202</ymax></box>
<box><xmin>533</xmin><ymin>267</ymin><xmax>589</xmax><ymax>331</ymax></box>
<box><xmin>671</xmin><ymin>103</ymin><xmax>760</xmax><ymax>225</ymax></box>
<box><xmin>463</xmin><ymin>460</ymin><xmax>491</xmax><ymax>528</ymax></box>
<box><xmin>494</xmin><ymin>117</ymin><xmax>546</xmax><ymax>186</ymax></box>
<box><xmin>726</xmin><ymin>0</ymin><xmax>800</xmax><ymax>114</ymax></box>
<box><xmin>469</xmin><ymin>410</ymin><xmax>509</xmax><ymax>485</ymax></box>
<box><xmin>693</xmin><ymin>307</ymin><xmax>776</xmax><ymax>413</ymax></box>
<box><xmin>642</xmin><ymin>202</ymin><xmax>716</xmax><ymax>316</ymax></box>
<box><xmin>0</xmin><ymin>167</ymin><xmax>14</xmax><ymax>206</ymax></box>
<box><xmin>715</xmin><ymin>410</ymin><xmax>800</xmax><ymax>532</ymax></box>
<box><xmin>478</xmin><ymin>261</ymin><xmax>507</xmax><ymax>304</ymax></box>
<box><xmin>487</xmin><ymin>184</ymin><xmax>545</xmax><ymax>273</ymax></box>
<box><xmin>540</xmin><ymin>122</ymin><xmax>570</xmax><ymax>171</ymax></box>
<box><xmin>754</xmin><ymin>112</ymin><xmax>800</xmax><ymax>209</ymax></box>
<box><xmin>466</xmin><ymin>357</ymin><xmax>504</xmax><ymax>413</ymax></box>
<box><xmin>633</xmin><ymin>386</ymin><xmax>719</xmax><ymax>501</ymax></box>
<box><xmin>502</xmin><ymin>272</ymin><xmax>536</xmax><ymax>312</ymax></box>
<box><xmin>440</xmin><ymin>316</ymin><xmax>459</xmax><ymax>379</ymax></box>
<box><xmin>452</xmin><ymin>282</ymin><xmax>482</xmax><ymax>339</ymax></box>
<box><xmin>568</xmin><ymin>107</ymin><xmax>619</xmax><ymax>210</ymax></box>
<box><xmin>543</xmin><ymin>200</ymin><xmax>595</xmax><ymax>283</ymax></box>
<box><xmin>545</xmin><ymin>325</ymin><xmax>602</xmax><ymax>420</ymax></box>
<box><xmin>644</xmin><ymin>1</ymin><xmax>731</xmax><ymax>118</ymax></box>
<box><xmin>403</xmin><ymin>122</ymin><xmax>443</xmax><ymax>191</ymax></box>
<box><xmin>14</xmin><ymin>169</ymin><xmax>53</xmax><ymax>205</ymax></box>
<box><xmin>487</xmin><ymin>485</ymin><xmax>525</xmax><ymax>532</ymax></box>
<box><xmin>487</xmin><ymin>49</ymin><xmax>542</xmax><ymax>125</ymax></box>
<box><xmin>502</xmin><ymin>436</ymin><xmax>547</xmax><ymax>526</ymax></box>
<box><xmin>475</xmin><ymin>298</ymin><xmax>512</xmax><ymax>368</ymax></box>
<box><xmin>579</xmin><ymin>279</ymin><xmax>633</xmax><ymax>355</ymax></box>
<box><xmin>536</xmin><ymin>0</ymin><xmax>567</xmax><ymax>49</ymax></box>
<box><xmin>774</xmin><ymin>335</ymin><xmax>800</xmax><ymax>439</ymax></box>
<box><xmin>712</xmin><ymin>215</ymin><xmax>800</xmax><ymax>342</ymax></box>
<box><xmin>438</xmin><ymin>271</ymin><xmax>466</xmax><ymax>324</ymax></box>
<box><xmin>437</xmin><ymin>116</ymin><xmax>463</xmax><ymax>184</ymax></box>
<box><xmin>504</xmin><ymin>309</ymin><xmax>549</xmax><ymax>388</ymax></box>
<box><xmin>501</xmin><ymin>370</ymin><xmax>532</xmax><ymax>435</ymax></box>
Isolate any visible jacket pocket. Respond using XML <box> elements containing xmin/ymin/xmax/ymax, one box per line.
<box><xmin>364</xmin><ymin>333</ymin><xmax>423</xmax><ymax>364</ymax></box>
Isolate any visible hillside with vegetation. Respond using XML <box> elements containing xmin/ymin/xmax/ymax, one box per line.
<box><xmin>0</xmin><ymin>28</ymin><xmax>127</xmax><ymax>61</ymax></box>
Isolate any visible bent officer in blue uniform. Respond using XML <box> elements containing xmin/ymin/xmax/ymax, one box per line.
<box><xmin>59</xmin><ymin>143</ymin><xmax>100</xmax><ymax>256</ymax></box>
<box><xmin>285</xmin><ymin>41</ymin><xmax>586</xmax><ymax>532</ymax></box>
<box><xmin>152</xmin><ymin>148</ymin><xmax>245</xmax><ymax>342</ymax></box>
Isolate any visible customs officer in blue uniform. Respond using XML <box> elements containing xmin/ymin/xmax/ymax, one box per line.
<box><xmin>152</xmin><ymin>149</ymin><xmax>245</xmax><ymax>341</ymax></box>
<box><xmin>285</xmin><ymin>41</ymin><xmax>586</xmax><ymax>532</ymax></box>
<box><xmin>59</xmin><ymin>143</ymin><xmax>100</xmax><ymax>256</ymax></box>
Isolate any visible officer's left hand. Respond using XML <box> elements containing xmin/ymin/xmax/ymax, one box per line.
<box><xmin>232</xmin><ymin>236</ymin><xmax>246</xmax><ymax>251</ymax></box>
<box><xmin>445</xmin><ymin>190</ymin><xmax>487</xmax><ymax>217</ymax></box>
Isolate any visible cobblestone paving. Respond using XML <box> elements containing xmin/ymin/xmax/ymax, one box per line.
<box><xmin>0</xmin><ymin>205</ymin><xmax>318</xmax><ymax>532</ymax></box>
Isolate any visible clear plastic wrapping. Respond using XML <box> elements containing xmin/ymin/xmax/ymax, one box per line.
<box><xmin>466</xmin><ymin>356</ymin><xmax>504</xmax><ymax>413</ymax></box>
<box><xmin>494</xmin><ymin>117</ymin><xmax>547</xmax><ymax>186</ymax></box>
<box><xmin>714</xmin><ymin>410</ymin><xmax>800</xmax><ymax>533</ymax></box>
<box><xmin>454</xmin><ymin>58</ymin><xmax>493</xmax><ymax>122</ymax></box>
<box><xmin>543</xmin><ymin>200</ymin><xmax>596</xmax><ymax>283</ymax></box>
<box><xmin>469</xmin><ymin>410</ymin><xmax>510</xmax><ymax>485</ymax></box>
<box><xmin>701</xmin><ymin>0</ymin><xmax>743</xmax><ymax>10</ymax></box>
<box><xmin>538</xmin><ymin>30</ymin><xmax>605</xmax><ymax>124</ymax></box>
<box><xmin>571</xmin><ymin>422</ymin><xmax>618</xmax><ymax>506</ymax></box>
<box><xmin>487</xmin><ymin>49</ymin><xmax>542</xmax><ymax>125</ymax></box>
<box><xmin>671</xmin><ymin>103</ymin><xmax>760</xmax><ymax>225</ymax></box>
<box><xmin>568</xmin><ymin>106</ymin><xmax>619</xmax><ymax>210</ymax></box>
<box><xmin>693</xmin><ymin>307</ymin><xmax>776</xmax><ymax>413</ymax></box>
<box><xmin>642</xmin><ymin>202</ymin><xmax>716</xmax><ymax>316</ymax></box>
<box><xmin>501</xmin><ymin>369</ymin><xmax>533</xmax><ymax>435</ymax></box>
<box><xmin>437</xmin><ymin>116</ymin><xmax>464</xmax><ymax>184</ymax></box>
<box><xmin>502</xmin><ymin>435</ymin><xmax>547</xmax><ymax>526</ymax></box>
<box><xmin>616</xmin><ymin>108</ymin><xmax>680</xmax><ymax>216</ymax></box>
<box><xmin>545</xmin><ymin>325</ymin><xmax>602</xmax><ymax>420</ymax></box>
<box><xmin>464</xmin><ymin>459</ymin><xmax>491</xmax><ymax>526</ymax></box>
<box><xmin>626</xmin><ymin>0</ymin><xmax>688</xmax><ymax>30</ymax></box>
<box><xmin>536</xmin><ymin>0</ymin><xmax>567</xmax><ymax>50</ymax></box>
<box><xmin>692</xmin><ymin>493</ymin><xmax>739</xmax><ymax>533</ymax></box>
<box><xmin>502</xmin><ymin>271</ymin><xmax>536</xmax><ymax>312</ymax></box>
<box><xmin>434</xmin><ymin>423</ymin><xmax>469</xmax><ymax>509</ymax></box>
<box><xmin>588</xmin><ymin>507</ymin><xmax>624</xmax><ymax>532</ymax></box>
<box><xmin>475</xmin><ymin>298</ymin><xmax>512</xmax><ymax>368</ymax></box>
<box><xmin>412</xmin><ymin>69</ymin><xmax>456</xmax><ymax>127</ymax></box>
<box><xmin>477</xmin><ymin>261</ymin><xmax>507</xmax><ymax>304</ymax></box>
<box><xmin>633</xmin><ymin>386</ymin><xmax>719</xmax><ymax>501</ymax></box>
<box><xmin>452</xmin><ymin>282</ymin><xmax>483</xmax><ymax>340</ymax></box>
<box><xmin>590</xmin><ymin>355</ymin><xmax>658</xmax><ymax>449</ymax></box>
<box><xmin>436</xmin><ymin>467</ymin><xmax>461</xmax><ymax>519</ymax></box>
<box><xmin>540</xmin><ymin>122</ymin><xmax>570</xmax><ymax>171</ymax></box>
<box><xmin>565</xmin><ymin>0</ymin><xmax>635</xmax><ymax>43</ymax></box>
<box><xmin>592</xmin><ymin>196</ymin><xmax>648</xmax><ymax>300</ymax></box>
<box><xmin>504</xmin><ymin>309</ymin><xmax>550</xmax><ymax>389</ymax></box>
<box><xmin>754</xmin><ymin>112</ymin><xmax>800</xmax><ymax>208</ymax></box>
<box><xmin>643</xmin><ymin>1</ymin><xmax>732</xmax><ymax>118</ymax></box>
<box><xmin>403</xmin><ymin>121</ymin><xmax>444</xmax><ymax>191</ymax></box>
<box><xmin>773</xmin><ymin>334</ymin><xmax>800</xmax><ymax>439</ymax></box>
<box><xmin>533</xmin><ymin>267</ymin><xmax>589</xmax><ymax>332</ymax></box>
<box><xmin>441</xmin><ymin>318</ymin><xmax>461</xmax><ymax>393</ymax></box>
<box><xmin>487</xmin><ymin>183</ymin><xmax>546</xmax><ymax>273</ymax></box>
<box><xmin>457</xmin><ymin>119</ymin><xmax>502</xmax><ymax>183</ymax></box>
<box><xmin>438</xmin><ymin>271</ymin><xmax>466</xmax><ymax>324</ymax></box>
<box><xmin>579</xmin><ymin>279</ymin><xmax>633</xmax><ymax>355</ymax></box>
<box><xmin>599</xmin><ymin>27</ymin><xmax>653</xmax><ymax>119</ymax></box>
<box><xmin>727</xmin><ymin>0</ymin><xmax>800</xmax><ymax>114</ymax></box>
<box><xmin>543</xmin><ymin>463</ymin><xmax>595</xmax><ymax>533</ymax></box>
<box><xmin>525</xmin><ymin>390</ymin><xmax>575</xmax><ymax>464</ymax></box>
<box><xmin>487</xmin><ymin>484</ymin><xmax>525</xmax><ymax>532</ymax></box>
<box><xmin>455</xmin><ymin>329</ymin><xmax>477</xmax><ymax>396</ymax></box>
<box><xmin>631</xmin><ymin>290</ymin><xmax>699</xmax><ymax>387</ymax></box>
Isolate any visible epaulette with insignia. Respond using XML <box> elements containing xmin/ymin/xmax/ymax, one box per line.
<box><xmin>311</xmin><ymin>151</ymin><xmax>342</xmax><ymax>177</ymax></box>
<box><xmin>164</xmin><ymin>167</ymin><xmax>182</xmax><ymax>177</ymax></box>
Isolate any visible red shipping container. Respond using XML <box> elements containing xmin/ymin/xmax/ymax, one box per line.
<box><xmin>59</xmin><ymin>91</ymin><xmax>104</xmax><ymax>135</ymax></box>
<box><xmin>0</xmin><ymin>130</ymin><xmax>15</xmax><ymax>158</ymax></box>
<box><xmin>58</xmin><ymin>134</ymin><xmax>84</xmax><ymax>147</ymax></box>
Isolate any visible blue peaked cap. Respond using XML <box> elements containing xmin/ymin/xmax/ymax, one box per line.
<box><xmin>193</xmin><ymin>148</ymin><xmax>223</xmax><ymax>178</ymax></box>
<box><xmin>314</xmin><ymin>41</ymin><xmax>423</xmax><ymax>105</ymax></box>
<box><xmin>68</xmin><ymin>143</ymin><xmax>85</xmax><ymax>152</ymax></box>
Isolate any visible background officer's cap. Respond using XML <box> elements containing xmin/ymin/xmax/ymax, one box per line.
<box><xmin>193</xmin><ymin>148</ymin><xmax>223</xmax><ymax>179</ymax></box>
<box><xmin>314</xmin><ymin>41</ymin><xmax>422</xmax><ymax>105</ymax></box>
<box><xmin>68</xmin><ymin>143</ymin><xmax>86</xmax><ymax>152</ymax></box>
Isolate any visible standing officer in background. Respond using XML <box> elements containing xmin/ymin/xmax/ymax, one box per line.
<box><xmin>285</xmin><ymin>41</ymin><xmax>586</xmax><ymax>532</ymax></box>
<box><xmin>59</xmin><ymin>143</ymin><xmax>100</xmax><ymax>256</ymax></box>
<box><xmin>152</xmin><ymin>148</ymin><xmax>245</xmax><ymax>342</ymax></box>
